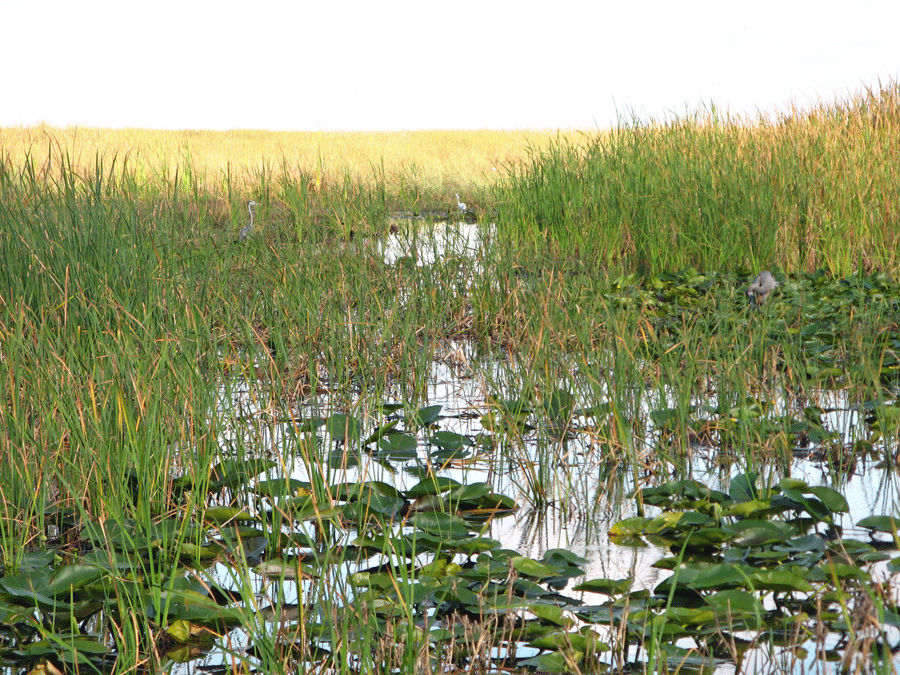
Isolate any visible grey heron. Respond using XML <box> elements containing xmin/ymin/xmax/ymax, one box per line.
<box><xmin>239</xmin><ymin>200</ymin><xmax>260</xmax><ymax>241</ymax></box>
<box><xmin>747</xmin><ymin>270</ymin><xmax>778</xmax><ymax>305</ymax></box>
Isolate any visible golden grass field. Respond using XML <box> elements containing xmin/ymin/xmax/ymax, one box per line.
<box><xmin>0</xmin><ymin>124</ymin><xmax>596</xmax><ymax>194</ymax></box>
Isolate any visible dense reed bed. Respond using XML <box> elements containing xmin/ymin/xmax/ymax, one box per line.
<box><xmin>495</xmin><ymin>82</ymin><xmax>900</xmax><ymax>277</ymax></box>
<box><xmin>2</xmin><ymin>83</ymin><xmax>900</xmax><ymax>673</ymax></box>
<box><xmin>0</xmin><ymin>126</ymin><xmax>570</xmax><ymax>206</ymax></box>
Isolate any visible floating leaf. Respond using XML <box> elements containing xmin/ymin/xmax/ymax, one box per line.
<box><xmin>344</xmin><ymin>488</ymin><xmax>405</xmax><ymax>518</ymax></box>
<box><xmin>728</xmin><ymin>473</ymin><xmax>759</xmax><ymax>503</ymax></box>
<box><xmin>609</xmin><ymin>517</ymin><xmax>651</xmax><ymax>537</ymax></box>
<box><xmin>446</xmin><ymin>482</ymin><xmax>491</xmax><ymax>504</ymax></box>
<box><xmin>21</xmin><ymin>636</ymin><xmax>110</xmax><ymax>664</ymax></box>
<box><xmin>405</xmin><ymin>477</ymin><xmax>461</xmax><ymax>498</ymax></box>
<box><xmin>47</xmin><ymin>565</ymin><xmax>105</xmax><ymax>596</ymax></box>
<box><xmin>725</xmin><ymin>499</ymin><xmax>773</xmax><ymax>518</ymax></box>
<box><xmin>409</xmin><ymin>404</ymin><xmax>442</xmax><ymax>429</ymax></box>
<box><xmin>542</xmin><ymin>549</ymin><xmax>588</xmax><ymax>568</ymax></box>
<box><xmin>664</xmin><ymin>605</ymin><xmax>716</xmax><ymax>627</ymax></box>
<box><xmin>452</xmin><ymin>537</ymin><xmax>502</xmax><ymax>555</ymax></box>
<box><xmin>645</xmin><ymin>511</ymin><xmax>685</xmax><ymax>534</ymax></box>
<box><xmin>527</xmin><ymin>603</ymin><xmax>572</xmax><ymax>627</ymax></box>
<box><xmin>778</xmin><ymin>488</ymin><xmax>832</xmax><ymax>522</ymax></box>
<box><xmin>857</xmin><ymin>515</ymin><xmax>900</xmax><ymax>532</ymax></box>
<box><xmin>204</xmin><ymin>507</ymin><xmax>256</xmax><ymax>524</ymax></box>
<box><xmin>705</xmin><ymin>589</ymin><xmax>764</xmax><ymax>622</ymax></box>
<box><xmin>808</xmin><ymin>562</ymin><xmax>870</xmax><ymax>583</ymax></box>
<box><xmin>487</xmin><ymin>600</ymin><xmax>571</xmax><ymax>626</ymax></box>
<box><xmin>326</xmin><ymin>414</ymin><xmax>362</xmax><ymax>443</ymax></box>
<box><xmin>166</xmin><ymin>619</ymin><xmax>194</xmax><ymax>644</ymax></box>
<box><xmin>377</xmin><ymin>432</ymin><xmax>418</xmax><ymax>457</ymax></box>
<box><xmin>295</xmin><ymin>417</ymin><xmax>327</xmax><ymax>433</ymax></box>
<box><xmin>574</xmin><ymin>578</ymin><xmax>632</xmax><ymax>596</ymax></box>
<box><xmin>640</xmin><ymin>479</ymin><xmax>729</xmax><ymax>506</ymax></box>
<box><xmin>544</xmin><ymin>388</ymin><xmax>576</xmax><ymax>424</ymax></box>
<box><xmin>774</xmin><ymin>534</ymin><xmax>827</xmax><ymax>554</ymax></box>
<box><xmin>429</xmin><ymin>431</ymin><xmax>470</xmax><ymax>450</ymax></box>
<box><xmin>256</xmin><ymin>560</ymin><xmax>302</xmax><ymax>579</ymax></box>
<box><xmin>723</xmin><ymin>519</ymin><xmax>795</xmax><ymax>546</ymax></box>
<box><xmin>209</xmin><ymin>459</ymin><xmax>277</xmax><ymax>491</ymax></box>
<box><xmin>178</xmin><ymin>542</ymin><xmax>221</xmax><ymax>564</ymax></box>
<box><xmin>362</xmin><ymin>419</ymin><xmax>400</xmax><ymax>446</ymax></box>
<box><xmin>685</xmin><ymin>563</ymin><xmax>751</xmax><ymax>589</ymax></box>
<box><xmin>747</xmin><ymin>569</ymin><xmax>814</xmax><ymax>593</ymax></box>
<box><xmin>0</xmin><ymin>571</ymin><xmax>58</xmax><ymax>608</ymax></box>
<box><xmin>511</xmin><ymin>556</ymin><xmax>559</xmax><ymax>579</ymax></box>
<box><xmin>281</xmin><ymin>495</ymin><xmax>324</xmax><ymax>518</ymax></box>
<box><xmin>408</xmin><ymin>511</ymin><xmax>471</xmax><ymax>539</ymax></box>
<box><xmin>521</xmin><ymin>651</ymin><xmax>574</xmax><ymax>672</ymax></box>
<box><xmin>497</xmin><ymin>398</ymin><xmax>530</xmax><ymax>415</ymax></box>
<box><xmin>808</xmin><ymin>486</ymin><xmax>849</xmax><ymax>513</ymax></box>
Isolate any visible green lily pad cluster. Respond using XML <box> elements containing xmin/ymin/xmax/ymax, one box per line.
<box><xmin>292</xmin><ymin>404</ymin><xmax>486</xmax><ymax>465</ymax></box>
<box><xmin>349</xmin><ymin>543</ymin><xmax>598</xmax><ymax>673</ymax></box>
<box><xmin>7</xmin><ymin>463</ymin><xmax>900</xmax><ymax>673</ymax></box>
<box><xmin>600</xmin><ymin>268</ymin><xmax>899</xmax><ymax>354</ymax></box>
<box><xmin>0</xmin><ymin>463</ymin><xmax>522</xmax><ymax>672</ymax></box>
<box><xmin>0</xmin><ymin>545</ymin><xmax>244</xmax><ymax>671</ymax></box>
<box><xmin>604</xmin><ymin>473</ymin><xmax>900</xmax><ymax>671</ymax></box>
<box><xmin>651</xmin><ymin>401</ymin><xmax>844</xmax><ymax>454</ymax></box>
<box><xmin>591</xmin><ymin>267</ymin><xmax>900</xmax><ymax>462</ymax></box>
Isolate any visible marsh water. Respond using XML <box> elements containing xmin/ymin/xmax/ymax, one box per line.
<box><xmin>7</xmin><ymin>92</ymin><xmax>900</xmax><ymax>674</ymax></box>
<box><xmin>178</xmin><ymin>221</ymin><xmax>900</xmax><ymax>674</ymax></box>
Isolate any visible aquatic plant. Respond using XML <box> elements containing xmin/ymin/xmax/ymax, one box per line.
<box><xmin>495</xmin><ymin>82</ymin><xmax>900</xmax><ymax>277</ymax></box>
<box><xmin>3</xmin><ymin>83</ymin><xmax>900</xmax><ymax>673</ymax></box>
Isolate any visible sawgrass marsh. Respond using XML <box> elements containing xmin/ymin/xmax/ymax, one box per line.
<box><xmin>2</xmin><ymin>82</ymin><xmax>900</xmax><ymax>674</ymax></box>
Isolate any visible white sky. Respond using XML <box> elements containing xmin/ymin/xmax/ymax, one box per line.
<box><xmin>2</xmin><ymin>0</ymin><xmax>898</xmax><ymax>131</ymax></box>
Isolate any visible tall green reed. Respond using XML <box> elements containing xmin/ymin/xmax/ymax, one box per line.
<box><xmin>495</xmin><ymin>82</ymin><xmax>900</xmax><ymax>277</ymax></box>
<box><xmin>4</xmin><ymin>105</ymin><xmax>900</xmax><ymax>672</ymax></box>
<box><xmin>0</xmin><ymin>153</ymin><xmax>212</xmax><ymax>532</ymax></box>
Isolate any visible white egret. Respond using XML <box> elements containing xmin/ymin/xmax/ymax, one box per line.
<box><xmin>455</xmin><ymin>194</ymin><xmax>467</xmax><ymax>213</ymax></box>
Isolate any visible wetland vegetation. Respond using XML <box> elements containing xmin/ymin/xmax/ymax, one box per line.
<box><xmin>2</xmin><ymin>82</ymin><xmax>900</xmax><ymax>674</ymax></box>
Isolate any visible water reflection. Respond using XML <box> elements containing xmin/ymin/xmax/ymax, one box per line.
<box><xmin>220</xmin><ymin>334</ymin><xmax>899</xmax><ymax>574</ymax></box>
<box><xmin>203</xmin><ymin>221</ymin><xmax>900</xmax><ymax>674</ymax></box>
